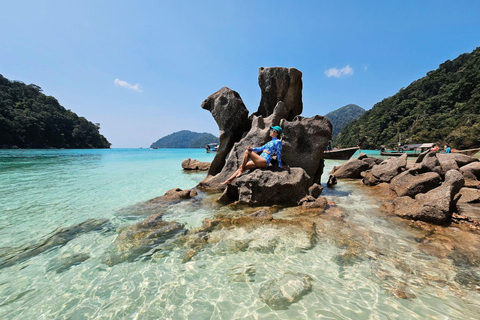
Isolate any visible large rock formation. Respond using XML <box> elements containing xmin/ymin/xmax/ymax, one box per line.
<box><xmin>388</xmin><ymin>170</ymin><xmax>465</xmax><ymax>224</ymax></box>
<box><xmin>201</xmin><ymin>87</ymin><xmax>250</xmax><ymax>177</ymax></box>
<box><xmin>198</xmin><ymin>102</ymin><xmax>331</xmax><ymax>191</ymax></box>
<box><xmin>254</xmin><ymin>67</ymin><xmax>303</xmax><ymax>121</ymax></box>
<box><xmin>389</xmin><ymin>170</ymin><xmax>442</xmax><ymax>197</ymax></box>
<box><xmin>219</xmin><ymin>167</ymin><xmax>311</xmax><ymax>206</ymax></box>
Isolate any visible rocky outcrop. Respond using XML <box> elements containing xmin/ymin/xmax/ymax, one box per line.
<box><xmin>331</xmin><ymin>153</ymin><xmax>382</xmax><ymax>179</ymax></box>
<box><xmin>181</xmin><ymin>158</ymin><xmax>210</xmax><ymax>171</ymax></box>
<box><xmin>103</xmin><ymin>213</ymin><xmax>185</xmax><ymax>266</ymax></box>
<box><xmin>387</xmin><ymin>170</ymin><xmax>465</xmax><ymax>224</ymax></box>
<box><xmin>219</xmin><ymin>167</ymin><xmax>311</xmax><ymax>206</ymax></box>
<box><xmin>148</xmin><ymin>188</ymin><xmax>198</xmax><ymax>204</ymax></box>
<box><xmin>298</xmin><ymin>196</ymin><xmax>328</xmax><ymax>211</ymax></box>
<box><xmin>362</xmin><ymin>154</ymin><xmax>408</xmax><ymax>186</ymax></box>
<box><xmin>459</xmin><ymin>162</ymin><xmax>480</xmax><ymax>187</ymax></box>
<box><xmin>389</xmin><ymin>170</ymin><xmax>442</xmax><ymax>197</ymax></box>
<box><xmin>458</xmin><ymin>188</ymin><xmax>480</xmax><ymax>203</ymax></box>
<box><xmin>308</xmin><ymin>183</ymin><xmax>323</xmax><ymax>198</ymax></box>
<box><xmin>254</xmin><ymin>67</ymin><xmax>303</xmax><ymax>121</ymax></box>
<box><xmin>259</xmin><ymin>272</ymin><xmax>312</xmax><ymax>310</ymax></box>
<box><xmin>201</xmin><ymin>87</ymin><xmax>250</xmax><ymax>177</ymax></box>
<box><xmin>199</xmin><ymin>105</ymin><xmax>331</xmax><ymax>191</ymax></box>
<box><xmin>415</xmin><ymin>151</ymin><xmax>443</xmax><ymax>175</ymax></box>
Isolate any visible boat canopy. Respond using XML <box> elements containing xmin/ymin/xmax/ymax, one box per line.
<box><xmin>399</xmin><ymin>144</ymin><xmax>422</xmax><ymax>151</ymax></box>
<box><xmin>418</xmin><ymin>143</ymin><xmax>435</xmax><ymax>149</ymax></box>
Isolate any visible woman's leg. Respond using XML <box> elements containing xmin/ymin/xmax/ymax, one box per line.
<box><xmin>222</xmin><ymin>150</ymin><xmax>267</xmax><ymax>184</ymax></box>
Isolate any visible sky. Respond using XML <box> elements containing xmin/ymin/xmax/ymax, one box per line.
<box><xmin>1</xmin><ymin>1</ymin><xmax>480</xmax><ymax>147</ymax></box>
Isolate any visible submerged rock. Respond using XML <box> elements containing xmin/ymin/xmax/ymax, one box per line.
<box><xmin>0</xmin><ymin>218</ymin><xmax>109</xmax><ymax>270</ymax></box>
<box><xmin>148</xmin><ymin>188</ymin><xmax>198</xmax><ymax>203</ymax></box>
<box><xmin>103</xmin><ymin>213</ymin><xmax>185</xmax><ymax>266</ymax></box>
<box><xmin>181</xmin><ymin>158</ymin><xmax>210</xmax><ymax>171</ymax></box>
<box><xmin>259</xmin><ymin>272</ymin><xmax>312</xmax><ymax>309</ymax></box>
<box><xmin>48</xmin><ymin>252</ymin><xmax>90</xmax><ymax>273</ymax></box>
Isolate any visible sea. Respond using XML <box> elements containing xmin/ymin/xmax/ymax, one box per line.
<box><xmin>0</xmin><ymin>149</ymin><xmax>479</xmax><ymax>319</ymax></box>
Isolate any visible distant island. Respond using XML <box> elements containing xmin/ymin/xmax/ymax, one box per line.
<box><xmin>150</xmin><ymin>130</ymin><xmax>218</xmax><ymax>148</ymax></box>
<box><xmin>325</xmin><ymin>104</ymin><xmax>365</xmax><ymax>137</ymax></box>
<box><xmin>336</xmin><ymin>46</ymin><xmax>480</xmax><ymax>149</ymax></box>
<box><xmin>0</xmin><ymin>74</ymin><xmax>111</xmax><ymax>149</ymax></box>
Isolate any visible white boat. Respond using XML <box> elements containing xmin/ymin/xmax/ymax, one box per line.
<box><xmin>206</xmin><ymin>143</ymin><xmax>219</xmax><ymax>153</ymax></box>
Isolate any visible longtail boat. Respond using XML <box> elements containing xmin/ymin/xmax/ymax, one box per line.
<box><xmin>452</xmin><ymin>148</ymin><xmax>480</xmax><ymax>156</ymax></box>
<box><xmin>323</xmin><ymin>136</ymin><xmax>367</xmax><ymax>160</ymax></box>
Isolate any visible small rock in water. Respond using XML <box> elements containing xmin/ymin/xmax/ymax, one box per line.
<box><xmin>454</xmin><ymin>270</ymin><xmax>480</xmax><ymax>289</ymax></box>
<box><xmin>259</xmin><ymin>272</ymin><xmax>312</xmax><ymax>309</ymax></box>
<box><xmin>227</xmin><ymin>265</ymin><xmax>256</xmax><ymax>282</ymax></box>
<box><xmin>48</xmin><ymin>252</ymin><xmax>91</xmax><ymax>273</ymax></box>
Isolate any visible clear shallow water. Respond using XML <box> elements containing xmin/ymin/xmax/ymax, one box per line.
<box><xmin>0</xmin><ymin>149</ymin><xmax>479</xmax><ymax>319</ymax></box>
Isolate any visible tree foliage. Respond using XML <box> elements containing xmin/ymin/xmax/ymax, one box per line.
<box><xmin>0</xmin><ymin>74</ymin><xmax>111</xmax><ymax>149</ymax></box>
<box><xmin>335</xmin><ymin>47</ymin><xmax>480</xmax><ymax>149</ymax></box>
<box><xmin>325</xmin><ymin>104</ymin><xmax>365</xmax><ymax>137</ymax></box>
<box><xmin>150</xmin><ymin>130</ymin><xmax>218</xmax><ymax>148</ymax></box>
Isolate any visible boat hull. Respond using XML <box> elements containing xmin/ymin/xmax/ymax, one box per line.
<box><xmin>452</xmin><ymin>148</ymin><xmax>480</xmax><ymax>156</ymax></box>
<box><xmin>380</xmin><ymin>151</ymin><xmax>420</xmax><ymax>157</ymax></box>
<box><xmin>323</xmin><ymin>147</ymin><xmax>359</xmax><ymax>160</ymax></box>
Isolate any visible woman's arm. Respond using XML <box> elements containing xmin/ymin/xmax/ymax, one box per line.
<box><xmin>276</xmin><ymin>141</ymin><xmax>283</xmax><ymax>168</ymax></box>
<box><xmin>251</xmin><ymin>144</ymin><xmax>266</xmax><ymax>153</ymax></box>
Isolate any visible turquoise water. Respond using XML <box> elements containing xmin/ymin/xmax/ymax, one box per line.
<box><xmin>1</xmin><ymin>149</ymin><xmax>479</xmax><ymax>319</ymax></box>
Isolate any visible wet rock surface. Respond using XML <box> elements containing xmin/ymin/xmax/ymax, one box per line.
<box><xmin>148</xmin><ymin>188</ymin><xmax>198</xmax><ymax>203</ymax></box>
<box><xmin>259</xmin><ymin>272</ymin><xmax>312</xmax><ymax>310</ymax></box>
<box><xmin>181</xmin><ymin>158</ymin><xmax>210</xmax><ymax>171</ymax></box>
<box><xmin>103</xmin><ymin>213</ymin><xmax>185</xmax><ymax>266</ymax></box>
<box><xmin>0</xmin><ymin>218</ymin><xmax>109</xmax><ymax>270</ymax></box>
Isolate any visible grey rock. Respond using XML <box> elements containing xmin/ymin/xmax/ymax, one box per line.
<box><xmin>221</xmin><ymin>167</ymin><xmax>311</xmax><ymax>206</ymax></box>
<box><xmin>390</xmin><ymin>170</ymin><xmax>465</xmax><ymax>224</ymax></box>
<box><xmin>181</xmin><ymin>158</ymin><xmax>210</xmax><ymax>171</ymax></box>
<box><xmin>201</xmin><ymin>87</ymin><xmax>251</xmax><ymax>177</ymax></box>
<box><xmin>103</xmin><ymin>213</ymin><xmax>185</xmax><ymax>266</ymax></box>
<box><xmin>331</xmin><ymin>156</ymin><xmax>372</xmax><ymax>179</ymax></box>
<box><xmin>302</xmin><ymin>197</ymin><xmax>328</xmax><ymax>211</ymax></box>
<box><xmin>458</xmin><ymin>188</ymin><xmax>480</xmax><ymax>203</ymax></box>
<box><xmin>298</xmin><ymin>195</ymin><xmax>316</xmax><ymax>206</ymax></box>
<box><xmin>362</xmin><ymin>154</ymin><xmax>408</xmax><ymax>186</ymax></box>
<box><xmin>249</xmin><ymin>209</ymin><xmax>274</xmax><ymax>219</ymax></box>
<box><xmin>48</xmin><ymin>252</ymin><xmax>90</xmax><ymax>273</ymax></box>
<box><xmin>259</xmin><ymin>272</ymin><xmax>312</xmax><ymax>310</ymax></box>
<box><xmin>390</xmin><ymin>170</ymin><xmax>442</xmax><ymax>197</ymax></box>
<box><xmin>418</xmin><ymin>151</ymin><xmax>442</xmax><ymax>175</ymax></box>
<box><xmin>254</xmin><ymin>67</ymin><xmax>303</xmax><ymax>121</ymax></box>
<box><xmin>308</xmin><ymin>183</ymin><xmax>323</xmax><ymax>198</ymax></box>
<box><xmin>437</xmin><ymin>153</ymin><xmax>479</xmax><ymax>168</ymax></box>
<box><xmin>148</xmin><ymin>188</ymin><xmax>198</xmax><ymax>203</ymax></box>
<box><xmin>459</xmin><ymin>162</ymin><xmax>480</xmax><ymax>181</ymax></box>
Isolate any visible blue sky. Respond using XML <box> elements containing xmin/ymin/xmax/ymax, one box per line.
<box><xmin>1</xmin><ymin>1</ymin><xmax>479</xmax><ymax>147</ymax></box>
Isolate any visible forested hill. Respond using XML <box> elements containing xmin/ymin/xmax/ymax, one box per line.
<box><xmin>0</xmin><ymin>74</ymin><xmax>111</xmax><ymax>149</ymax></box>
<box><xmin>335</xmin><ymin>46</ymin><xmax>480</xmax><ymax>149</ymax></box>
<box><xmin>150</xmin><ymin>130</ymin><xmax>218</xmax><ymax>148</ymax></box>
<box><xmin>325</xmin><ymin>104</ymin><xmax>365</xmax><ymax>137</ymax></box>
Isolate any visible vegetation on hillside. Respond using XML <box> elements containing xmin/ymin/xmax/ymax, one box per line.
<box><xmin>335</xmin><ymin>46</ymin><xmax>480</xmax><ymax>149</ymax></box>
<box><xmin>325</xmin><ymin>104</ymin><xmax>365</xmax><ymax>137</ymax></box>
<box><xmin>0</xmin><ymin>74</ymin><xmax>111</xmax><ymax>149</ymax></box>
<box><xmin>150</xmin><ymin>130</ymin><xmax>218</xmax><ymax>148</ymax></box>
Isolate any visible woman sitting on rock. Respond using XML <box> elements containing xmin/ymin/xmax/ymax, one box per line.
<box><xmin>222</xmin><ymin>126</ymin><xmax>284</xmax><ymax>185</ymax></box>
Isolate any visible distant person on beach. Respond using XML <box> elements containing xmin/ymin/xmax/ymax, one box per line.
<box><xmin>430</xmin><ymin>144</ymin><xmax>439</xmax><ymax>152</ymax></box>
<box><xmin>445</xmin><ymin>143</ymin><xmax>451</xmax><ymax>153</ymax></box>
<box><xmin>222</xmin><ymin>126</ymin><xmax>284</xmax><ymax>185</ymax></box>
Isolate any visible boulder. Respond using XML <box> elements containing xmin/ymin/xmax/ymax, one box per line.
<box><xmin>103</xmin><ymin>213</ymin><xmax>185</xmax><ymax>266</ymax></box>
<box><xmin>437</xmin><ymin>153</ymin><xmax>479</xmax><ymax>168</ymax></box>
<box><xmin>459</xmin><ymin>162</ymin><xmax>480</xmax><ymax>181</ymax></box>
<box><xmin>308</xmin><ymin>183</ymin><xmax>323</xmax><ymax>198</ymax></box>
<box><xmin>148</xmin><ymin>188</ymin><xmax>198</xmax><ymax>203</ymax></box>
<box><xmin>458</xmin><ymin>188</ymin><xmax>480</xmax><ymax>203</ymax></box>
<box><xmin>389</xmin><ymin>170</ymin><xmax>442</xmax><ymax>197</ymax></box>
<box><xmin>301</xmin><ymin>196</ymin><xmax>328</xmax><ymax>211</ymax></box>
<box><xmin>181</xmin><ymin>158</ymin><xmax>210</xmax><ymax>171</ymax></box>
<box><xmin>200</xmin><ymin>87</ymin><xmax>250</xmax><ymax>177</ymax></box>
<box><xmin>248</xmin><ymin>209</ymin><xmax>274</xmax><ymax>219</ymax></box>
<box><xmin>220</xmin><ymin>167</ymin><xmax>311</xmax><ymax>206</ymax></box>
<box><xmin>331</xmin><ymin>154</ymin><xmax>374</xmax><ymax>179</ymax></box>
<box><xmin>259</xmin><ymin>272</ymin><xmax>312</xmax><ymax>309</ymax></box>
<box><xmin>362</xmin><ymin>154</ymin><xmax>408</xmax><ymax>186</ymax></box>
<box><xmin>254</xmin><ymin>67</ymin><xmax>303</xmax><ymax>121</ymax></box>
<box><xmin>416</xmin><ymin>151</ymin><xmax>442</xmax><ymax>175</ymax></box>
<box><xmin>389</xmin><ymin>170</ymin><xmax>465</xmax><ymax>224</ymax></box>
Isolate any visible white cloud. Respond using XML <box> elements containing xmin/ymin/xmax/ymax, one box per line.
<box><xmin>324</xmin><ymin>65</ymin><xmax>354</xmax><ymax>78</ymax></box>
<box><xmin>114</xmin><ymin>78</ymin><xmax>142</xmax><ymax>92</ymax></box>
